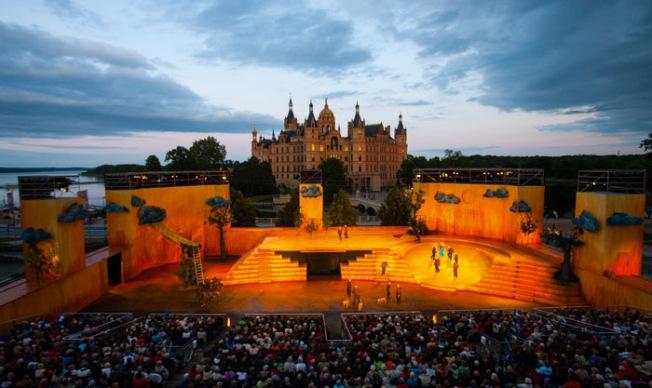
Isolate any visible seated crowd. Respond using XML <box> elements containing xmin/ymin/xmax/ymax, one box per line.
<box><xmin>179</xmin><ymin>309</ymin><xmax>651</xmax><ymax>387</ymax></box>
<box><xmin>0</xmin><ymin>313</ymin><xmax>224</xmax><ymax>387</ymax></box>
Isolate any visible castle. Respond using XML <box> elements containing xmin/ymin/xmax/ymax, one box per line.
<box><xmin>251</xmin><ymin>99</ymin><xmax>408</xmax><ymax>191</ymax></box>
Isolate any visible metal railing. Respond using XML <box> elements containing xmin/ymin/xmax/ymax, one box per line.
<box><xmin>104</xmin><ymin>170</ymin><xmax>229</xmax><ymax>190</ymax></box>
<box><xmin>300</xmin><ymin>170</ymin><xmax>322</xmax><ymax>184</ymax></box>
<box><xmin>577</xmin><ymin>170</ymin><xmax>646</xmax><ymax>193</ymax></box>
<box><xmin>414</xmin><ymin>168</ymin><xmax>544</xmax><ymax>186</ymax></box>
<box><xmin>18</xmin><ymin>175</ymin><xmax>80</xmax><ymax>200</ymax></box>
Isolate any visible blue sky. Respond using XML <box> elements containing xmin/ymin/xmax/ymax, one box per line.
<box><xmin>0</xmin><ymin>0</ymin><xmax>650</xmax><ymax>167</ymax></box>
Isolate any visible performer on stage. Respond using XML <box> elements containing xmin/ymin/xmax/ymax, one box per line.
<box><xmin>439</xmin><ymin>243</ymin><xmax>445</xmax><ymax>258</ymax></box>
<box><xmin>453</xmin><ymin>261</ymin><xmax>459</xmax><ymax>278</ymax></box>
<box><xmin>395</xmin><ymin>284</ymin><xmax>401</xmax><ymax>303</ymax></box>
<box><xmin>386</xmin><ymin>282</ymin><xmax>391</xmax><ymax>300</ymax></box>
<box><xmin>338</xmin><ymin>226</ymin><xmax>343</xmax><ymax>240</ymax></box>
<box><xmin>434</xmin><ymin>256</ymin><xmax>440</xmax><ymax>272</ymax></box>
<box><xmin>344</xmin><ymin>225</ymin><xmax>349</xmax><ymax>239</ymax></box>
<box><xmin>347</xmin><ymin>279</ymin><xmax>352</xmax><ymax>297</ymax></box>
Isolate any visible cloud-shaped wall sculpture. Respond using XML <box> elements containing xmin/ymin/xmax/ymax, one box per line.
<box><xmin>572</xmin><ymin>210</ymin><xmax>599</xmax><ymax>232</ymax></box>
<box><xmin>21</xmin><ymin>227</ymin><xmax>52</xmax><ymax>243</ymax></box>
<box><xmin>606</xmin><ymin>212</ymin><xmax>643</xmax><ymax>226</ymax></box>
<box><xmin>131</xmin><ymin>195</ymin><xmax>145</xmax><ymax>207</ymax></box>
<box><xmin>435</xmin><ymin>192</ymin><xmax>460</xmax><ymax>204</ymax></box>
<box><xmin>57</xmin><ymin>203</ymin><xmax>88</xmax><ymax>223</ymax></box>
<box><xmin>206</xmin><ymin>196</ymin><xmax>232</xmax><ymax>208</ymax></box>
<box><xmin>509</xmin><ymin>200</ymin><xmax>532</xmax><ymax>213</ymax></box>
<box><xmin>300</xmin><ymin>185</ymin><xmax>322</xmax><ymax>198</ymax></box>
<box><xmin>138</xmin><ymin>206</ymin><xmax>166</xmax><ymax>225</ymax></box>
<box><xmin>483</xmin><ymin>187</ymin><xmax>509</xmax><ymax>198</ymax></box>
<box><xmin>105</xmin><ymin>202</ymin><xmax>129</xmax><ymax>213</ymax></box>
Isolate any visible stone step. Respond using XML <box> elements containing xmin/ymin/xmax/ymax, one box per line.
<box><xmin>469</xmin><ymin>283</ymin><xmax>582</xmax><ymax>304</ymax></box>
<box><xmin>481</xmin><ymin>275</ymin><xmax>580</xmax><ymax>293</ymax></box>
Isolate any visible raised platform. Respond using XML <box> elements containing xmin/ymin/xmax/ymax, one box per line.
<box><xmin>220</xmin><ymin>228</ymin><xmax>585</xmax><ymax>306</ymax></box>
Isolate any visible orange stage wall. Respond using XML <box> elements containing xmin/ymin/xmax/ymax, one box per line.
<box><xmin>106</xmin><ymin>184</ymin><xmax>229</xmax><ymax>281</ymax></box>
<box><xmin>573</xmin><ymin>192</ymin><xmax>651</xmax><ymax>310</ymax></box>
<box><xmin>574</xmin><ymin>192</ymin><xmax>644</xmax><ymax>275</ymax></box>
<box><xmin>413</xmin><ymin>182</ymin><xmax>544</xmax><ymax>245</ymax></box>
<box><xmin>299</xmin><ymin>183</ymin><xmax>323</xmax><ymax>229</ymax></box>
<box><xmin>21</xmin><ymin>198</ymin><xmax>85</xmax><ymax>283</ymax></box>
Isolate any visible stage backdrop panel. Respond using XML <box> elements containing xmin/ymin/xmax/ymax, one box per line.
<box><xmin>106</xmin><ymin>184</ymin><xmax>229</xmax><ymax>281</ymax></box>
<box><xmin>413</xmin><ymin>182</ymin><xmax>544</xmax><ymax>245</ymax></box>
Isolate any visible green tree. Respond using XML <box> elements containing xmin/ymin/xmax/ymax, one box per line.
<box><xmin>319</xmin><ymin>158</ymin><xmax>347</xmax><ymax>206</ymax></box>
<box><xmin>231</xmin><ymin>157</ymin><xmax>277</xmax><ymax>197</ymax></box>
<box><xmin>377</xmin><ymin>187</ymin><xmax>411</xmax><ymax>226</ymax></box>
<box><xmin>326</xmin><ymin>189</ymin><xmax>357</xmax><ymax>226</ymax></box>
<box><xmin>165</xmin><ymin>146</ymin><xmax>198</xmax><ymax>170</ymax></box>
<box><xmin>145</xmin><ymin>154</ymin><xmax>162</xmax><ymax>171</ymax></box>
<box><xmin>230</xmin><ymin>190</ymin><xmax>256</xmax><ymax>227</ymax></box>
<box><xmin>276</xmin><ymin>188</ymin><xmax>300</xmax><ymax>227</ymax></box>
<box><xmin>641</xmin><ymin>133</ymin><xmax>652</xmax><ymax>155</ymax></box>
<box><xmin>190</xmin><ymin>136</ymin><xmax>227</xmax><ymax>170</ymax></box>
<box><xmin>208</xmin><ymin>206</ymin><xmax>231</xmax><ymax>260</ymax></box>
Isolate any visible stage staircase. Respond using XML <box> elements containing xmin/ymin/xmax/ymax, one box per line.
<box><xmin>151</xmin><ymin>223</ymin><xmax>204</xmax><ymax>285</ymax></box>
<box><xmin>223</xmin><ymin>248</ymin><xmax>306</xmax><ymax>285</ymax></box>
<box><xmin>340</xmin><ymin>248</ymin><xmax>415</xmax><ymax>283</ymax></box>
<box><xmin>468</xmin><ymin>259</ymin><xmax>585</xmax><ymax>306</ymax></box>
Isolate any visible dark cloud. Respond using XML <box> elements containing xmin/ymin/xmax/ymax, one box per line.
<box><xmin>320</xmin><ymin>90</ymin><xmax>360</xmax><ymax>99</ymax></box>
<box><xmin>398</xmin><ymin>100</ymin><xmax>430</xmax><ymax>107</ymax></box>
<box><xmin>188</xmin><ymin>1</ymin><xmax>372</xmax><ymax>71</ymax></box>
<box><xmin>403</xmin><ymin>1</ymin><xmax>652</xmax><ymax>134</ymax></box>
<box><xmin>0</xmin><ymin>22</ymin><xmax>276</xmax><ymax>138</ymax></box>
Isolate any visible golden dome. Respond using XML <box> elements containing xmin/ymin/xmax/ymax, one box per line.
<box><xmin>317</xmin><ymin>98</ymin><xmax>335</xmax><ymax>130</ymax></box>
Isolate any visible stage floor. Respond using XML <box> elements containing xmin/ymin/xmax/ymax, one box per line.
<box><xmin>84</xmin><ymin>232</ymin><xmax>566</xmax><ymax>314</ymax></box>
<box><xmin>84</xmin><ymin>262</ymin><xmax>538</xmax><ymax>314</ymax></box>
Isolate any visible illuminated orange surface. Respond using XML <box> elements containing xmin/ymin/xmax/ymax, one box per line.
<box><xmin>413</xmin><ymin>182</ymin><xmax>544</xmax><ymax>245</ymax></box>
<box><xmin>106</xmin><ymin>184</ymin><xmax>229</xmax><ymax>281</ymax></box>
<box><xmin>20</xmin><ymin>198</ymin><xmax>85</xmax><ymax>283</ymax></box>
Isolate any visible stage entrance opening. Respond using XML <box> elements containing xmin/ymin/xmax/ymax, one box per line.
<box><xmin>107</xmin><ymin>253</ymin><xmax>122</xmax><ymax>285</ymax></box>
<box><xmin>277</xmin><ymin>250</ymin><xmax>371</xmax><ymax>279</ymax></box>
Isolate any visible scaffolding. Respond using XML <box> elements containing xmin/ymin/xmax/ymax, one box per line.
<box><xmin>413</xmin><ymin>168</ymin><xmax>544</xmax><ymax>186</ymax></box>
<box><xmin>577</xmin><ymin>170</ymin><xmax>646</xmax><ymax>194</ymax></box>
<box><xmin>104</xmin><ymin>170</ymin><xmax>229</xmax><ymax>191</ymax></box>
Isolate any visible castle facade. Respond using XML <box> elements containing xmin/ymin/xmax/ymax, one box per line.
<box><xmin>251</xmin><ymin>99</ymin><xmax>407</xmax><ymax>191</ymax></box>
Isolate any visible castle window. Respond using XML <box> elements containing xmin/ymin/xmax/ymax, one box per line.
<box><xmin>319</xmin><ymin>145</ymin><xmax>324</xmax><ymax>152</ymax></box>
<box><xmin>311</xmin><ymin>144</ymin><xmax>315</xmax><ymax>151</ymax></box>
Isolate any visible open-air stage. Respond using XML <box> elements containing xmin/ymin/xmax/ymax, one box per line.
<box><xmin>85</xmin><ymin>228</ymin><xmax>585</xmax><ymax>314</ymax></box>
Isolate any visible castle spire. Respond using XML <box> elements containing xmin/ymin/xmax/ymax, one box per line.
<box><xmin>324</xmin><ymin>97</ymin><xmax>328</xmax><ymax>108</ymax></box>
<box><xmin>353</xmin><ymin>101</ymin><xmax>362</xmax><ymax>127</ymax></box>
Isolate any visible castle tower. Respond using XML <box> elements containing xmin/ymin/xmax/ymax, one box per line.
<box><xmin>305</xmin><ymin>99</ymin><xmax>318</xmax><ymax>139</ymax></box>
<box><xmin>284</xmin><ymin>98</ymin><xmax>298</xmax><ymax>130</ymax></box>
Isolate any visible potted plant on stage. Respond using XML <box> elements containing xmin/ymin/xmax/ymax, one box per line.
<box><xmin>305</xmin><ymin>219</ymin><xmax>318</xmax><ymax>237</ymax></box>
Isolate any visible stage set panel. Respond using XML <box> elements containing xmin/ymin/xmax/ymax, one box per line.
<box><xmin>106</xmin><ymin>183</ymin><xmax>230</xmax><ymax>281</ymax></box>
<box><xmin>21</xmin><ymin>197</ymin><xmax>85</xmax><ymax>283</ymax></box>
<box><xmin>413</xmin><ymin>182</ymin><xmax>544</xmax><ymax>245</ymax></box>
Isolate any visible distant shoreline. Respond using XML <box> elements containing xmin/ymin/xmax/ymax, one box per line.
<box><xmin>0</xmin><ymin>167</ymin><xmax>89</xmax><ymax>173</ymax></box>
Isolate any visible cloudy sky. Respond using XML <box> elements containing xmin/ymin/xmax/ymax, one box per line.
<box><xmin>0</xmin><ymin>0</ymin><xmax>650</xmax><ymax>167</ymax></box>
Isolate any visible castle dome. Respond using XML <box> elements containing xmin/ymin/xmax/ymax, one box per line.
<box><xmin>317</xmin><ymin>98</ymin><xmax>335</xmax><ymax>130</ymax></box>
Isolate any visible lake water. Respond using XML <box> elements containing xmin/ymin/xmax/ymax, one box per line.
<box><xmin>0</xmin><ymin>170</ymin><xmax>106</xmax><ymax>208</ymax></box>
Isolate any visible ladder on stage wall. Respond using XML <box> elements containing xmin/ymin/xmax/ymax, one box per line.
<box><xmin>191</xmin><ymin>245</ymin><xmax>204</xmax><ymax>285</ymax></box>
<box><xmin>152</xmin><ymin>222</ymin><xmax>205</xmax><ymax>285</ymax></box>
